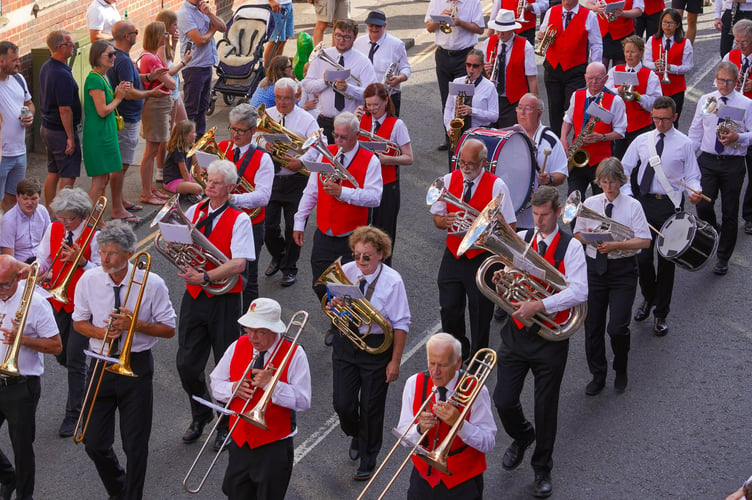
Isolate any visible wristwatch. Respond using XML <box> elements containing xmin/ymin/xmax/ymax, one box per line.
<box><xmin>203</xmin><ymin>271</ymin><xmax>210</xmax><ymax>284</ymax></box>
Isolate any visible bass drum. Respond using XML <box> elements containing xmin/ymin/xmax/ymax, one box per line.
<box><xmin>452</xmin><ymin>127</ymin><xmax>536</xmax><ymax>214</ymax></box>
<box><xmin>657</xmin><ymin>212</ymin><xmax>719</xmax><ymax>271</ymax></box>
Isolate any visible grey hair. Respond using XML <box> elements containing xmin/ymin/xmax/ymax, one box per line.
<box><xmin>49</xmin><ymin>187</ymin><xmax>93</xmax><ymax>219</ymax></box>
<box><xmin>46</xmin><ymin>30</ymin><xmax>70</xmax><ymax>52</ymax></box>
<box><xmin>733</xmin><ymin>18</ymin><xmax>752</xmax><ymax>39</ymax></box>
<box><xmin>229</xmin><ymin>103</ymin><xmax>258</xmax><ymax>129</ymax></box>
<box><xmin>275</xmin><ymin>77</ymin><xmax>299</xmax><ymax>94</ymax></box>
<box><xmin>97</xmin><ymin>220</ymin><xmax>137</xmax><ymax>253</ymax></box>
<box><xmin>520</xmin><ymin>92</ymin><xmax>544</xmax><ymax>112</ymax></box>
<box><xmin>207</xmin><ymin>159</ymin><xmax>239</xmax><ymax>185</ymax></box>
<box><xmin>717</xmin><ymin>60</ymin><xmax>740</xmax><ymax>80</ymax></box>
<box><xmin>595</xmin><ymin>157</ymin><xmax>628</xmax><ymax>186</ymax></box>
<box><xmin>461</xmin><ymin>138</ymin><xmax>488</xmax><ymax>163</ymax></box>
<box><xmin>334</xmin><ymin>111</ymin><xmax>360</xmax><ymax>134</ymax></box>
<box><xmin>426</xmin><ymin>333</ymin><xmax>462</xmax><ymax>364</ymax></box>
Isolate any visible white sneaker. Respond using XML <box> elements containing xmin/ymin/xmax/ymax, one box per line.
<box><xmin>155</xmin><ymin>168</ymin><xmax>163</xmax><ymax>182</ymax></box>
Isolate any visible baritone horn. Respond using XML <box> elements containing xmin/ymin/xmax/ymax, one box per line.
<box><xmin>535</xmin><ymin>25</ymin><xmax>557</xmax><ymax>56</ymax></box>
<box><xmin>426</xmin><ymin>176</ymin><xmax>481</xmax><ymax>236</ymax></box>
<box><xmin>561</xmin><ymin>191</ymin><xmax>638</xmax><ymax>258</ymax></box>
<box><xmin>255</xmin><ymin>103</ymin><xmax>310</xmax><ymax>176</ymax></box>
<box><xmin>0</xmin><ymin>262</ymin><xmax>39</xmax><ymax>377</ymax></box>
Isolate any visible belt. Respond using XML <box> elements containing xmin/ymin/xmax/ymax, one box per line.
<box><xmin>644</xmin><ymin>193</ymin><xmax>668</xmax><ymax>200</ymax></box>
<box><xmin>436</xmin><ymin>46</ymin><xmax>473</xmax><ymax>57</ymax></box>
<box><xmin>0</xmin><ymin>375</ymin><xmax>27</xmax><ymax>388</ymax></box>
<box><xmin>700</xmin><ymin>152</ymin><xmax>744</xmax><ymax>161</ymax></box>
<box><xmin>319</xmin><ymin>115</ymin><xmax>335</xmax><ymax>122</ymax></box>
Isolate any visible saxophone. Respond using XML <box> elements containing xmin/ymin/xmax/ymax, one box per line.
<box><xmin>448</xmin><ymin>77</ymin><xmax>469</xmax><ymax>152</ymax></box>
<box><xmin>567</xmin><ymin>116</ymin><xmax>600</xmax><ymax>171</ymax></box>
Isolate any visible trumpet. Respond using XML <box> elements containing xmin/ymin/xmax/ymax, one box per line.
<box><xmin>702</xmin><ymin>96</ymin><xmax>718</xmax><ymax>115</ymax></box>
<box><xmin>359</xmin><ymin>125</ymin><xmax>402</xmax><ymax>156</ymax></box>
<box><xmin>39</xmin><ymin>196</ymin><xmax>107</xmax><ymax>304</ymax></box>
<box><xmin>183</xmin><ymin>310</ymin><xmax>308</xmax><ymax>493</ymax></box>
<box><xmin>313</xmin><ymin>42</ymin><xmax>361</xmax><ymax>86</ymax></box>
<box><xmin>0</xmin><ymin>262</ymin><xmax>39</xmax><ymax>377</ymax></box>
<box><xmin>426</xmin><ymin>176</ymin><xmax>481</xmax><ymax>236</ymax></box>
<box><xmin>597</xmin><ymin>0</ymin><xmax>618</xmax><ymax>22</ymax></box>
<box><xmin>382</xmin><ymin>62</ymin><xmax>398</xmax><ymax>95</ymax></box>
<box><xmin>255</xmin><ymin>103</ymin><xmax>311</xmax><ymax>176</ymax></box>
<box><xmin>567</xmin><ymin>115</ymin><xmax>600</xmax><ymax>171</ymax></box>
<box><xmin>302</xmin><ymin>128</ymin><xmax>361</xmax><ymax>188</ymax></box>
<box><xmin>658</xmin><ymin>45</ymin><xmax>671</xmax><ymax>85</ymax></box>
<box><xmin>314</xmin><ymin>258</ymin><xmax>394</xmax><ymax>355</ymax></box>
<box><xmin>488</xmin><ymin>44</ymin><xmax>500</xmax><ymax>86</ymax></box>
<box><xmin>619</xmin><ymin>84</ymin><xmax>637</xmax><ymax>102</ymax></box>
<box><xmin>439</xmin><ymin>4</ymin><xmax>457</xmax><ymax>33</ymax></box>
<box><xmin>515</xmin><ymin>0</ymin><xmax>528</xmax><ymax>21</ymax></box>
<box><xmin>74</xmin><ymin>253</ymin><xmax>151</xmax><ymax>443</ymax></box>
<box><xmin>561</xmin><ymin>191</ymin><xmax>638</xmax><ymax>258</ymax></box>
<box><xmin>737</xmin><ymin>64</ymin><xmax>750</xmax><ymax>94</ymax></box>
<box><xmin>535</xmin><ymin>25</ymin><xmax>557</xmax><ymax>56</ymax></box>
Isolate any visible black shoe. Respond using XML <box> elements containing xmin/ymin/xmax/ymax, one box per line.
<box><xmin>633</xmin><ymin>301</ymin><xmax>652</xmax><ymax>322</ymax></box>
<box><xmin>349</xmin><ymin>437</ymin><xmax>359</xmax><ymax>461</ymax></box>
<box><xmin>532</xmin><ymin>473</ymin><xmax>553</xmax><ymax>498</ymax></box>
<box><xmin>353</xmin><ymin>468</ymin><xmax>373</xmax><ymax>481</ymax></box>
<box><xmin>265</xmin><ymin>259</ymin><xmax>280</xmax><ymax>277</ymax></box>
<box><xmin>437</xmin><ymin>141</ymin><xmax>449</xmax><ymax>151</ymax></box>
<box><xmin>0</xmin><ymin>479</ymin><xmax>15</xmax><ymax>500</ymax></box>
<box><xmin>745</xmin><ymin>221</ymin><xmax>752</xmax><ymax>234</ymax></box>
<box><xmin>713</xmin><ymin>259</ymin><xmax>729</xmax><ymax>275</ymax></box>
<box><xmin>324</xmin><ymin>328</ymin><xmax>335</xmax><ymax>347</ymax></box>
<box><xmin>58</xmin><ymin>417</ymin><xmax>76</xmax><ymax>438</ymax></box>
<box><xmin>585</xmin><ymin>378</ymin><xmax>606</xmax><ymax>396</ymax></box>
<box><xmin>502</xmin><ymin>434</ymin><xmax>534</xmax><ymax>471</ymax></box>
<box><xmin>281</xmin><ymin>273</ymin><xmax>297</xmax><ymax>287</ymax></box>
<box><xmin>614</xmin><ymin>371</ymin><xmax>628</xmax><ymax>393</ymax></box>
<box><xmin>182</xmin><ymin>416</ymin><xmax>212</xmax><ymax>443</ymax></box>
<box><xmin>214</xmin><ymin>428</ymin><xmax>229</xmax><ymax>452</ymax></box>
<box><xmin>653</xmin><ymin>317</ymin><xmax>669</xmax><ymax>337</ymax></box>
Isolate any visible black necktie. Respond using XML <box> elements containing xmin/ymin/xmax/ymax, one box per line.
<box><xmin>463</xmin><ymin>180</ymin><xmax>473</xmax><ymax>203</ymax></box>
<box><xmin>339</xmin><ymin>153</ymin><xmax>346</xmax><ymax>168</ymax></box>
<box><xmin>564</xmin><ymin>11</ymin><xmax>573</xmax><ymax>28</ymax></box>
<box><xmin>372</xmin><ymin>119</ymin><xmax>380</xmax><ymax>134</ymax></box>
<box><xmin>640</xmin><ymin>133</ymin><xmax>663</xmax><ymax>194</ymax></box>
<box><xmin>253</xmin><ymin>350</ymin><xmax>267</xmax><ymax>370</ymax></box>
<box><xmin>715</xmin><ymin>96</ymin><xmax>728</xmax><ymax>153</ymax></box>
<box><xmin>279</xmin><ymin>114</ymin><xmax>286</xmax><ymax>127</ymax></box>
<box><xmin>112</xmin><ymin>285</ymin><xmax>123</xmax><ymax>354</ymax></box>
<box><xmin>335</xmin><ymin>55</ymin><xmax>346</xmax><ymax>111</ymax></box>
<box><xmin>359</xmin><ymin>277</ymin><xmax>367</xmax><ymax>295</ymax></box>
<box><xmin>233</xmin><ymin>148</ymin><xmax>240</xmax><ymax>163</ymax></box>
<box><xmin>195</xmin><ymin>200</ymin><xmax>229</xmax><ymax>237</ymax></box>
<box><xmin>537</xmin><ymin>240</ymin><xmax>548</xmax><ymax>257</ymax></box>
<box><xmin>437</xmin><ymin>386</ymin><xmax>447</xmax><ymax>401</ymax></box>
<box><xmin>595</xmin><ymin>203</ymin><xmax>613</xmax><ymax>275</ymax></box>
<box><xmin>743</xmin><ymin>57</ymin><xmax>750</xmax><ymax>77</ymax></box>
<box><xmin>368</xmin><ymin>41</ymin><xmax>378</xmax><ymax>62</ymax></box>
<box><xmin>65</xmin><ymin>231</ymin><xmax>74</xmax><ymax>247</ymax></box>
<box><xmin>665</xmin><ymin>38</ymin><xmax>671</xmax><ymax>52</ymax></box>
<box><xmin>496</xmin><ymin>42</ymin><xmax>507</xmax><ymax>94</ymax></box>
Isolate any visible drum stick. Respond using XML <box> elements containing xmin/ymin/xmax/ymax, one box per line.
<box><xmin>648</xmin><ymin>223</ymin><xmax>664</xmax><ymax>239</ymax></box>
<box><xmin>539</xmin><ymin>147</ymin><xmax>552</xmax><ymax>175</ymax></box>
<box><xmin>676</xmin><ymin>180</ymin><xmax>711</xmax><ymax>202</ymax></box>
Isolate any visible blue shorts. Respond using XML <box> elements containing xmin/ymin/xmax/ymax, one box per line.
<box><xmin>270</xmin><ymin>4</ymin><xmax>294</xmax><ymax>42</ymax></box>
<box><xmin>0</xmin><ymin>154</ymin><xmax>27</xmax><ymax>195</ymax></box>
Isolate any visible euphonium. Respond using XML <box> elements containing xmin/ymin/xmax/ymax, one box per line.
<box><xmin>187</xmin><ymin>126</ymin><xmax>223</xmax><ymax>160</ymax></box>
<box><xmin>567</xmin><ymin>115</ymin><xmax>600</xmax><ymax>171</ymax></box>
<box><xmin>448</xmin><ymin>77</ymin><xmax>469</xmax><ymax>152</ymax></box>
<box><xmin>314</xmin><ymin>258</ymin><xmax>393</xmax><ymax>355</ymax></box>
<box><xmin>302</xmin><ymin>128</ymin><xmax>361</xmax><ymax>188</ymax></box>
<box><xmin>457</xmin><ymin>195</ymin><xmax>587</xmax><ymax>341</ymax></box>
<box><xmin>535</xmin><ymin>25</ymin><xmax>557</xmax><ymax>56</ymax></box>
<box><xmin>426</xmin><ymin>176</ymin><xmax>481</xmax><ymax>236</ymax></box>
<box><xmin>151</xmin><ymin>195</ymin><xmax>239</xmax><ymax>295</ymax></box>
<box><xmin>561</xmin><ymin>191</ymin><xmax>638</xmax><ymax>258</ymax></box>
<box><xmin>0</xmin><ymin>262</ymin><xmax>39</xmax><ymax>377</ymax></box>
<box><xmin>255</xmin><ymin>103</ymin><xmax>311</xmax><ymax>176</ymax></box>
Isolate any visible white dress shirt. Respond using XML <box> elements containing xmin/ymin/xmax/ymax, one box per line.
<box><xmin>621</xmin><ymin>127</ymin><xmax>702</xmax><ymax>196</ymax></box>
<box><xmin>491</xmin><ymin>0</ymin><xmax>549</xmax><ymax>19</ymax></box>
<box><xmin>715</xmin><ymin>0</ymin><xmax>752</xmax><ymax>17</ymax></box>
<box><xmin>430</xmin><ymin>172</ymin><xmax>517</xmax><ymax>225</ymax></box>
<box><xmin>293</xmin><ymin>146</ymin><xmax>383</xmax><ymax>232</ymax></box>
<box><xmin>643</xmin><ymin>36</ymin><xmax>694</xmax><ymax>75</ymax></box>
<box><xmin>228</xmin><ymin>142</ymin><xmax>274</xmax><ymax>210</ymax></box>
<box><xmin>396</xmin><ymin>370</ymin><xmax>496</xmax><ymax>454</ymax></box>
<box><xmin>688</xmin><ymin>90</ymin><xmax>752</xmax><ymax>154</ymax></box>
<box><xmin>0</xmin><ymin>204</ymin><xmax>51</xmax><ymax>262</ymax></box>
<box><xmin>72</xmin><ymin>264</ymin><xmax>176</xmax><ymax>353</ymax></box>
<box><xmin>425</xmin><ymin>0</ymin><xmax>486</xmax><ymax>51</ymax></box>
<box><xmin>540</xmin><ymin>5</ymin><xmax>603</xmax><ymax>63</ymax></box>
<box><xmin>0</xmin><ymin>282</ymin><xmax>58</xmax><ymax>376</ymax></box>
<box><xmin>605</xmin><ymin>62</ymin><xmax>663</xmax><ymax>112</ymax></box>
<box><xmin>574</xmin><ymin>192</ymin><xmax>651</xmax><ymax>259</ymax></box>
<box><xmin>477</xmin><ymin>36</ymin><xmax>537</xmax><ymax>99</ymax></box>
<box><xmin>340</xmin><ymin>261</ymin><xmax>411</xmax><ymax>335</ymax></box>
<box><xmin>302</xmin><ymin>48</ymin><xmax>377</xmax><ymax>117</ymax></box>
<box><xmin>354</xmin><ymin>32</ymin><xmax>411</xmax><ymax>94</ymax></box>
<box><xmin>563</xmin><ymin>89</ymin><xmax>628</xmax><ymax>136</ymax></box>
<box><xmin>443</xmin><ymin>75</ymin><xmax>499</xmax><ymax>130</ymax></box>
<box><xmin>184</xmin><ymin>202</ymin><xmax>256</xmax><ymax>261</ymax></box>
<box><xmin>369</xmin><ymin>115</ymin><xmax>411</xmax><ymax>147</ymax></box>
<box><xmin>37</xmin><ymin>221</ymin><xmax>102</xmax><ymax>275</ymax></box>
<box><xmin>255</xmin><ymin>105</ymin><xmax>323</xmax><ymax>172</ymax></box>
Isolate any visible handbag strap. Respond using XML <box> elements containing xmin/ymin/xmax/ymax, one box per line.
<box><xmin>92</xmin><ymin>70</ymin><xmax>122</xmax><ymax>118</ymax></box>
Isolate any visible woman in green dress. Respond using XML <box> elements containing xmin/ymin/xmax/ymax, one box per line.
<box><xmin>83</xmin><ymin>40</ymin><xmax>131</xmax><ymax>217</ymax></box>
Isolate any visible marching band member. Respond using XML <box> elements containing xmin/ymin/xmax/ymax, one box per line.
<box><xmin>325</xmin><ymin>226</ymin><xmax>409</xmax><ymax>481</ymax></box>
<box><xmin>489</xmin><ymin>0</ymin><xmax>550</xmax><ymax>45</ymax></box>
<box><xmin>480</xmin><ymin>9</ymin><xmax>539</xmax><ymax>128</ymax></box>
<box><xmin>395</xmin><ymin>333</ymin><xmax>496</xmax><ymax>498</ymax></box>
<box><xmin>353</xmin><ymin>10</ymin><xmax>411</xmax><ymax>117</ymax></box>
<box><xmin>356</xmin><ymin>83</ymin><xmax>413</xmax><ymax>263</ymax></box>
<box><xmin>36</xmin><ymin>187</ymin><xmax>101</xmax><ymax>438</ymax></box>
<box><xmin>302</xmin><ymin>19</ymin><xmax>377</xmax><ymax>142</ymax></box>
<box><xmin>72</xmin><ymin>221</ymin><xmax>176</xmax><ymax>500</ymax></box>
<box><xmin>209</xmin><ymin>298</ymin><xmax>311</xmax><ymax>499</ymax></box>
<box><xmin>0</xmin><ymin>178</ymin><xmax>51</xmax><ymax>264</ymax></box>
<box><xmin>176</xmin><ymin>159</ymin><xmax>255</xmax><ymax>451</ymax></box>
<box><xmin>217</xmin><ymin>103</ymin><xmax>274</xmax><ymax>310</ymax></box>
<box><xmin>622</xmin><ymin>96</ymin><xmax>702</xmax><ymax>336</ymax></box>
<box><xmin>430</xmin><ymin>138</ymin><xmax>516</xmax><ymax>361</ymax></box>
<box><xmin>538</xmin><ymin>0</ymin><xmax>603</xmax><ymax>135</ymax></box>
<box><xmin>585</xmin><ymin>0</ymin><xmax>643</xmax><ymax>67</ymax></box>
<box><xmin>574</xmin><ymin>158</ymin><xmax>650</xmax><ymax>395</ymax></box>
<box><xmin>0</xmin><ymin>255</ymin><xmax>61</xmax><ymax>500</ymax></box>
<box><xmin>561</xmin><ymin>62</ymin><xmax>627</xmax><ymax>200</ymax></box>
<box><xmin>425</xmin><ymin>0</ymin><xmax>485</xmax><ymax>150</ymax></box>
<box><xmin>644</xmin><ymin>9</ymin><xmax>693</xmax><ymax>120</ymax></box>
<box><xmin>688</xmin><ymin>61</ymin><xmax>752</xmax><ymax>276</ymax></box>
<box><xmin>605</xmin><ymin>35</ymin><xmax>663</xmax><ymax>158</ymax></box>
<box><xmin>715</xmin><ymin>0</ymin><xmax>752</xmax><ymax>58</ymax></box>
<box><xmin>261</xmin><ymin>77</ymin><xmax>321</xmax><ymax>288</ymax></box>
<box><xmin>493</xmin><ymin>186</ymin><xmax>587</xmax><ymax>499</ymax></box>
<box><xmin>634</xmin><ymin>0</ymin><xmax>665</xmax><ymax>39</ymax></box>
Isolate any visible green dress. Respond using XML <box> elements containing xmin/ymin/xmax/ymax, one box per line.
<box><xmin>82</xmin><ymin>70</ymin><xmax>123</xmax><ymax>176</ymax></box>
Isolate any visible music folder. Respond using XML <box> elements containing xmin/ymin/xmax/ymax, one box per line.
<box><xmin>194</xmin><ymin>150</ymin><xmax>219</xmax><ymax>169</ymax></box>
<box><xmin>325</xmin><ymin>69</ymin><xmax>350</xmax><ymax>83</ymax></box>
<box><xmin>359</xmin><ymin>140</ymin><xmax>387</xmax><ymax>152</ymax></box>
<box><xmin>430</xmin><ymin>14</ymin><xmax>455</xmax><ymax>26</ymax></box>
<box><xmin>449</xmin><ymin>82</ymin><xmax>475</xmax><ymax>97</ymax></box>
<box><xmin>718</xmin><ymin>105</ymin><xmax>745</xmax><ymax>122</ymax></box>
<box><xmin>579</xmin><ymin>231</ymin><xmax>616</xmax><ymax>243</ymax></box>
<box><xmin>301</xmin><ymin>160</ymin><xmax>334</xmax><ymax>173</ymax></box>
<box><xmin>604</xmin><ymin>0</ymin><xmax>625</xmax><ymax>13</ymax></box>
<box><xmin>586</xmin><ymin>102</ymin><xmax>614</xmax><ymax>124</ymax></box>
<box><xmin>613</xmin><ymin>71</ymin><xmax>639</xmax><ymax>86</ymax></box>
<box><xmin>326</xmin><ymin>283</ymin><xmax>364</xmax><ymax>300</ymax></box>
<box><xmin>158</xmin><ymin>222</ymin><xmax>193</xmax><ymax>244</ymax></box>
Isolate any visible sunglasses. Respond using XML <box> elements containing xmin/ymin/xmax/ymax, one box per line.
<box><xmin>465</xmin><ymin>62</ymin><xmax>482</xmax><ymax>68</ymax></box>
<box><xmin>352</xmin><ymin>253</ymin><xmax>372</xmax><ymax>262</ymax></box>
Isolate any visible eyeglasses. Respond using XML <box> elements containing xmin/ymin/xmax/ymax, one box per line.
<box><xmin>465</xmin><ymin>62</ymin><xmax>482</xmax><ymax>68</ymax></box>
<box><xmin>333</xmin><ymin>133</ymin><xmax>351</xmax><ymax>140</ymax></box>
<box><xmin>58</xmin><ymin>42</ymin><xmax>75</xmax><ymax>47</ymax></box>
<box><xmin>127</xmin><ymin>30</ymin><xmax>139</xmax><ymax>36</ymax></box>
<box><xmin>98</xmin><ymin>250</ymin><xmax>126</xmax><ymax>259</ymax></box>
<box><xmin>334</xmin><ymin>33</ymin><xmax>354</xmax><ymax>40</ymax></box>
<box><xmin>651</xmin><ymin>115</ymin><xmax>674</xmax><ymax>123</ymax></box>
<box><xmin>585</xmin><ymin>76</ymin><xmax>605</xmax><ymax>82</ymax></box>
<box><xmin>716</xmin><ymin>77</ymin><xmax>736</xmax><ymax>86</ymax></box>
<box><xmin>352</xmin><ymin>253</ymin><xmax>372</xmax><ymax>262</ymax></box>
<box><xmin>516</xmin><ymin>105</ymin><xmax>538</xmax><ymax>113</ymax></box>
<box><xmin>457</xmin><ymin>159</ymin><xmax>481</xmax><ymax>168</ymax></box>
<box><xmin>274</xmin><ymin>94</ymin><xmax>295</xmax><ymax>101</ymax></box>
<box><xmin>58</xmin><ymin>215</ymin><xmax>81</xmax><ymax>223</ymax></box>
<box><xmin>661</xmin><ymin>20</ymin><xmax>677</xmax><ymax>26</ymax></box>
<box><xmin>228</xmin><ymin>125</ymin><xmax>252</xmax><ymax>134</ymax></box>
<box><xmin>735</xmin><ymin>39</ymin><xmax>752</xmax><ymax>46</ymax></box>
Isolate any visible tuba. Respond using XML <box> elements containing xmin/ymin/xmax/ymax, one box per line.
<box><xmin>302</xmin><ymin>128</ymin><xmax>361</xmax><ymax>188</ymax></box>
<box><xmin>561</xmin><ymin>191</ymin><xmax>638</xmax><ymax>258</ymax></box>
<box><xmin>567</xmin><ymin>115</ymin><xmax>600</xmax><ymax>171</ymax></box>
<box><xmin>255</xmin><ymin>103</ymin><xmax>311</xmax><ymax>176</ymax></box>
<box><xmin>457</xmin><ymin>195</ymin><xmax>587</xmax><ymax>341</ymax></box>
<box><xmin>151</xmin><ymin>195</ymin><xmax>239</xmax><ymax>295</ymax></box>
<box><xmin>426</xmin><ymin>176</ymin><xmax>481</xmax><ymax>236</ymax></box>
<box><xmin>0</xmin><ymin>262</ymin><xmax>39</xmax><ymax>377</ymax></box>
<box><xmin>314</xmin><ymin>258</ymin><xmax>393</xmax><ymax>355</ymax></box>
<box><xmin>535</xmin><ymin>25</ymin><xmax>557</xmax><ymax>56</ymax></box>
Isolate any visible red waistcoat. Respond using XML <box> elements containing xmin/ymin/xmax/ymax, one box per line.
<box><xmin>644</xmin><ymin>0</ymin><xmax>664</xmax><ymax>15</ymax></box>
<box><xmin>359</xmin><ymin>115</ymin><xmax>399</xmax><ymax>185</ymax></box>
<box><xmin>316</xmin><ymin>145</ymin><xmax>373</xmax><ymax>236</ymax></box>
<box><xmin>411</xmin><ymin>372</ymin><xmax>486</xmax><ymax>489</ymax></box>
<box><xmin>485</xmin><ymin>35</ymin><xmax>529</xmax><ymax>104</ymax></box>
<box><xmin>446</xmin><ymin>170</ymin><xmax>495</xmax><ymax>259</ymax></box>
<box><xmin>500</xmin><ymin>0</ymin><xmax>536</xmax><ymax>32</ymax></box>
<box><xmin>651</xmin><ymin>36</ymin><xmax>687</xmax><ymax>96</ymax></box>
<box><xmin>727</xmin><ymin>49</ymin><xmax>752</xmax><ymax>99</ymax></box>
<box><xmin>597</xmin><ymin>0</ymin><xmax>635</xmax><ymax>40</ymax></box>
<box><xmin>571</xmin><ymin>90</ymin><xmax>616</xmax><ymax>166</ymax></box>
<box><xmin>228</xmin><ymin>336</ymin><xmax>296</xmax><ymax>449</ymax></box>
<box><xmin>47</xmin><ymin>222</ymin><xmax>95</xmax><ymax>313</ymax></box>
<box><xmin>545</xmin><ymin>6</ymin><xmax>589</xmax><ymax>71</ymax></box>
<box><xmin>614</xmin><ymin>65</ymin><xmax>653</xmax><ymax>132</ymax></box>
<box><xmin>219</xmin><ymin>140</ymin><xmax>266</xmax><ymax>224</ymax></box>
<box><xmin>187</xmin><ymin>203</ymin><xmax>244</xmax><ymax>298</ymax></box>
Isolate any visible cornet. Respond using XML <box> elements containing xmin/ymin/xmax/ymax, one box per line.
<box><xmin>701</xmin><ymin>96</ymin><xmax>718</xmax><ymax>115</ymax></box>
<box><xmin>382</xmin><ymin>62</ymin><xmax>398</xmax><ymax>95</ymax></box>
<box><xmin>313</xmin><ymin>42</ymin><xmax>361</xmax><ymax>86</ymax></box>
<box><xmin>439</xmin><ymin>3</ymin><xmax>457</xmax><ymax>33</ymax></box>
<box><xmin>515</xmin><ymin>0</ymin><xmax>528</xmax><ymax>22</ymax></box>
<box><xmin>535</xmin><ymin>25</ymin><xmax>557</xmax><ymax>56</ymax></box>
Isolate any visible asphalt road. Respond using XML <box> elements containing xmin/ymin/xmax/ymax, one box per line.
<box><xmin>9</xmin><ymin>1</ymin><xmax>752</xmax><ymax>499</ymax></box>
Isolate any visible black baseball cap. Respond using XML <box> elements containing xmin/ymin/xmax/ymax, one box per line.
<box><xmin>365</xmin><ymin>10</ymin><xmax>386</xmax><ymax>26</ymax></box>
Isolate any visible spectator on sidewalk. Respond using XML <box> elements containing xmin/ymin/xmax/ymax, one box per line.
<box><xmin>86</xmin><ymin>0</ymin><xmax>121</xmax><ymax>42</ymax></box>
<box><xmin>308</xmin><ymin>0</ymin><xmax>349</xmax><ymax>46</ymax></box>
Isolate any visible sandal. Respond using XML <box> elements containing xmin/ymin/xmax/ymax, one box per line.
<box><xmin>141</xmin><ymin>195</ymin><xmax>165</xmax><ymax>205</ymax></box>
<box><xmin>124</xmin><ymin>203</ymin><xmax>144</xmax><ymax>212</ymax></box>
<box><xmin>152</xmin><ymin>189</ymin><xmax>171</xmax><ymax>200</ymax></box>
<box><xmin>112</xmin><ymin>215</ymin><xmax>142</xmax><ymax>224</ymax></box>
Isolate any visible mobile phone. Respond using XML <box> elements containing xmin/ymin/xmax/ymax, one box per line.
<box><xmin>186</xmin><ymin>41</ymin><xmax>193</xmax><ymax>52</ymax></box>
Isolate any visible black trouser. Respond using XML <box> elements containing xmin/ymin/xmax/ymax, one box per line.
<box><xmin>392</xmin><ymin>92</ymin><xmax>402</xmax><ymax>118</ymax></box>
<box><xmin>311</xmin><ymin>229</ymin><xmax>353</xmax><ymax>300</ymax></box>
<box><xmin>317</xmin><ymin>115</ymin><xmax>335</xmax><ymax>144</ymax></box>
<box><xmin>177</xmin><ymin>291</ymin><xmax>242</xmax><ymax>424</ymax></box>
<box><xmin>669</xmin><ymin>92</ymin><xmax>685</xmax><ymax>122</ymax></box>
<box><xmin>435</xmin><ymin>46</ymin><xmax>473</xmax><ymax>133</ymax></box>
<box><xmin>634</xmin><ymin>11</ymin><xmax>661</xmax><ymax>40</ymax></box>
<box><xmin>637</xmin><ymin>194</ymin><xmax>681</xmax><ymax>318</ymax></box>
<box><xmin>613</xmin><ymin>123</ymin><xmax>654</xmax><ymax>160</ymax></box>
<box><xmin>696</xmin><ymin>152</ymin><xmax>747</xmax><ymax>261</ymax></box>
<box><xmin>265</xmin><ymin>174</ymin><xmax>308</xmax><ymax>275</ymax></box>
<box><xmin>518</xmin><ymin>28</ymin><xmax>535</xmax><ymax>46</ymax></box>
<box><xmin>332</xmin><ymin>333</ymin><xmax>392</xmax><ymax>472</ymax></box>
<box><xmin>222</xmin><ymin>437</ymin><xmax>294</xmax><ymax>500</ymax></box>
<box><xmin>84</xmin><ymin>351</ymin><xmax>153</xmax><ymax>500</ymax></box>
<box><xmin>543</xmin><ymin>61</ymin><xmax>586</xmax><ymax>136</ymax></box>
<box><xmin>0</xmin><ymin>376</ymin><xmax>40</xmax><ymax>500</ymax></box>
<box><xmin>437</xmin><ymin>248</ymin><xmax>495</xmax><ymax>361</ymax></box>
<box><xmin>742</xmin><ymin>146</ymin><xmax>752</xmax><ymax>223</ymax></box>
<box><xmin>407</xmin><ymin>467</ymin><xmax>483</xmax><ymax>500</ymax></box>
<box><xmin>568</xmin><ymin>164</ymin><xmax>603</xmax><ymax>204</ymax></box>
<box><xmin>720</xmin><ymin>9</ymin><xmax>752</xmax><ymax>58</ymax></box>
<box><xmin>371</xmin><ymin>180</ymin><xmax>400</xmax><ymax>266</ymax></box>
<box><xmin>496</xmin><ymin>95</ymin><xmax>518</xmax><ymax>129</ymax></box>
<box><xmin>54</xmin><ymin>307</ymin><xmax>88</xmax><ymax>422</ymax></box>
<box><xmin>242</xmin><ymin>222</ymin><xmax>265</xmax><ymax>312</ymax></box>
<box><xmin>584</xmin><ymin>256</ymin><xmax>637</xmax><ymax>381</ymax></box>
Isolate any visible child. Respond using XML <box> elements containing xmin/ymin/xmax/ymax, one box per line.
<box><xmin>0</xmin><ymin>178</ymin><xmax>51</xmax><ymax>263</ymax></box>
<box><xmin>163</xmin><ymin>120</ymin><xmax>204</xmax><ymax>202</ymax></box>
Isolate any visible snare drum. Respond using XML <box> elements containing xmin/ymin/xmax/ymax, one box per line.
<box><xmin>657</xmin><ymin>212</ymin><xmax>719</xmax><ymax>271</ymax></box>
<box><xmin>452</xmin><ymin>127</ymin><xmax>536</xmax><ymax>214</ymax></box>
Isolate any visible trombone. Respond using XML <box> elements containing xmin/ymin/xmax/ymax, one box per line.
<box><xmin>73</xmin><ymin>252</ymin><xmax>151</xmax><ymax>443</ymax></box>
<box><xmin>182</xmin><ymin>310</ymin><xmax>308</xmax><ymax>494</ymax></box>
<box><xmin>358</xmin><ymin>126</ymin><xmax>402</xmax><ymax>156</ymax></box>
<box><xmin>0</xmin><ymin>262</ymin><xmax>39</xmax><ymax>376</ymax></box>
<box><xmin>302</xmin><ymin>128</ymin><xmax>361</xmax><ymax>188</ymax></box>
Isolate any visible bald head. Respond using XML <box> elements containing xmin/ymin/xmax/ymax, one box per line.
<box><xmin>585</xmin><ymin>62</ymin><xmax>608</xmax><ymax>93</ymax></box>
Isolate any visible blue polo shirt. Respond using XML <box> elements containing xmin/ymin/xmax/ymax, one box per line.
<box><xmin>39</xmin><ymin>57</ymin><xmax>82</xmax><ymax>131</ymax></box>
<box><xmin>106</xmin><ymin>48</ymin><xmax>144</xmax><ymax>123</ymax></box>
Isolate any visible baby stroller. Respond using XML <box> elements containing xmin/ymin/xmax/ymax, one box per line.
<box><xmin>207</xmin><ymin>3</ymin><xmax>280</xmax><ymax>115</ymax></box>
